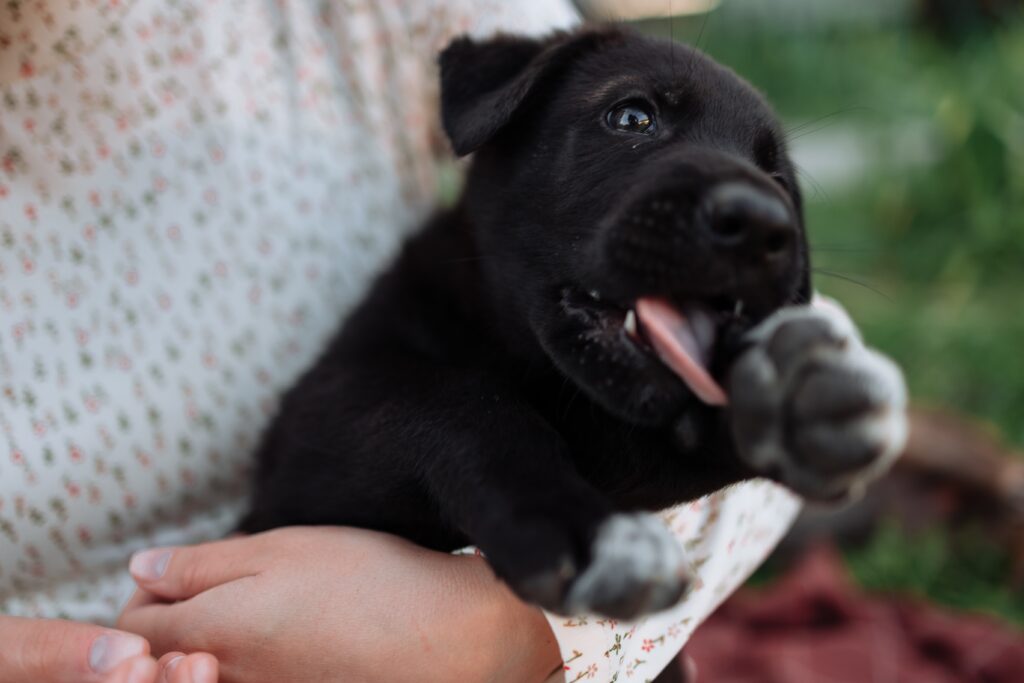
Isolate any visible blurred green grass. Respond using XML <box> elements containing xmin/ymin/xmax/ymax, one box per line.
<box><xmin>845</xmin><ymin>522</ymin><xmax>1024</xmax><ymax>625</ymax></box>
<box><xmin>637</xmin><ymin>11</ymin><xmax>1024</xmax><ymax>623</ymax></box>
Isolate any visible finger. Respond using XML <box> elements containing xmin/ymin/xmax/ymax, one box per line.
<box><xmin>119</xmin><ymin>579</ymin><xmax>254</xmax><ymax>657</ymax></box>
<box><xmin>129</xmin><ymin>535</ymin><xmax>267</xmax><ymax>600</ymax></box>
<box><xmin>122</xmin><ymin>587</ymin><xmax>166</xmax><ymax>614</ymax></box>
<box><xmin>156</xmin><ymin>652</ymin><xmax>186</xmax><ymax>668</ymax></box>
<box><xmin>170</xmin><ymin>654</ymin><xmax>219</xmax><ymax>683</ymax></box>
<box><xmin>155</xmin><ymin>651</ymin><xmax>220</xmax><ymax>683</ymax></box>
<box><xmin>157</xmin><ymin>652</ymin><xmax>185</xmax><ymax>682</ymax></box>
<box><xmin>117</xmin><ymin>602</ymin><xmax>197</xmax><ymax>657</ymax></box>
<box><xmin>103</xmin><ymin>656</ymin><xmax>159</xmax><ymax>683</ymax></box>
<box><xmin>0</xmin><ymin>617</ymin><xmax>150</xmax><ymax>683</ymax></box>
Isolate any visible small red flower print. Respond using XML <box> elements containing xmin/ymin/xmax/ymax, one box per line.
<box><xmin>167</xmin><ymin>224</ymin><xmax>182</xmax><ymax>241</ymax></box>
<box><xmin>20</xmin><ymin>60</ymin><xmax>34</xmax><ymax>78</ymax></box>
<box><xmin>641</xmin><ymin>639</ymin><xmax>655</xmax><ymax>653</ymax></box>
<box><xmin>23</xmin><ymin>118</ymin><xmax>35</xmax><ymax>133</ymax></box>
<box><xmin>24</xmin><ymin>204</ymin><xmax>37</xmax><ymax>221</ymax></box>
<box><xmin>66</xmin><ymin>482</ymin><xmax>81</xmax><ymax>498</ymax></box>
<box><xmin>11</xmin><ymin>449</ymin><xmax>24</xmax><ymax>465</ymax></box>
<box><xmin>69</xmin><ymin>445</ymin><xmax>84</xmax><ymax>463</ymax></box>
<box><xmin>125</xmin><ymin>269</ymin><xmax>139</xmax><ymax>285</ymax></box>
<box><xmin>0</xmin><ymin>185</ymin><xmax>8</xmax><ymax>198</ymax></box>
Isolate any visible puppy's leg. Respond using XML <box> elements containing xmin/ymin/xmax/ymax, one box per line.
<box><xmin>401</xmin><ymin>369</ymin><xmax>691</xmax><ymax>619</ymax></box>
<box><xmin>728</xmin><ymin>299</ymin><xmax>908</xmax><ymax>501</ymax></box>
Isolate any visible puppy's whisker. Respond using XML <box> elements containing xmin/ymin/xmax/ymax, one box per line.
<box><xmin>685</xmin><ymin>6</ymin><xmax>713</xmax><ymax>80</ymax></box>
<box><xmin>809</xmin><ymin>246</ymin><xmax>879</xmax><ymax>254</ymax></box>
<box><xmin>782</xmin><ymin>106</ymin><xmax>874</xmax><ymax>139</ymax></box>
<box><xmin>812</xmin><ymin>268</ymin><xmax>892</xmax><ymax>301</ymax></box>
<box><xmin>810</xmin><ymin>241</ymin><xmax>878</xmax><ymax>250</ymax></box>
<box><xmin>794</xmin><ymin>163</ymin><xmax>831</xmax><ymax>204</ymax></box>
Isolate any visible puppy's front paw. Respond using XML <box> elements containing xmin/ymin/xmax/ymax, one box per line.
<box><xmin>728</xmin><ymin>299</ymin><xmax>908</xmax><ymax>501</ymax></box>
<box><xmin>563</xmin><ymin>513</ymin><xmax>689</xmax><ymax>619</ymax></box>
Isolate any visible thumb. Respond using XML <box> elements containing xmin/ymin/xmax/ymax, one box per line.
<box><xmin>0</xmin><ymin>616</ymin><xmax>150</xmax><ymax>683</ymax></box>
<box><xmin>128</xmin><ymin>535</ymin><xmax>264</xmax><ymax>601</ymax></box>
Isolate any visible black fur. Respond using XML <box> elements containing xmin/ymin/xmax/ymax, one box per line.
<box><xmin>243</xmin><ymin>26</ymin><xmax>811</xmax><ymax>615</ymax></box>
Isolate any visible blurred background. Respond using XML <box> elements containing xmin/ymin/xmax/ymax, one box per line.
<box><xmin>577</xmin><ymin>0</ymin><xmax>1023</xmax><ymax>678</ymax></box>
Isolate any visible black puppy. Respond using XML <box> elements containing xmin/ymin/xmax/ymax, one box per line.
<box><xmin>242</xmin><ymin>26</ymin><xmax>906</xmax><ymax>619</ymax></box>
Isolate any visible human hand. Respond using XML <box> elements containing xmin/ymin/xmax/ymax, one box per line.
<box><xmin>118</xmin><ymin>527</ymin><xmax>560</xmax><ymax>683</ymax></box>
<box><xmin>0</xmin><ymin>615</ymin><xmax>216</xmax><ymax>683</ymax></box>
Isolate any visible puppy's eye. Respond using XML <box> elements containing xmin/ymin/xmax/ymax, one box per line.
<box><xmin>607</xmin><ymin>104</ymin><xmax>656</xmax><ymax>135</ymax></box>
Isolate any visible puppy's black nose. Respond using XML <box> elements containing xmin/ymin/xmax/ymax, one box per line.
<box><xmin>704</xmin><ymin>183</ymin><xmax>795</xmax><ymax>264</ymax></box>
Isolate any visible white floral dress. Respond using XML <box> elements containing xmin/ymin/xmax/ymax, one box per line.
<box><xmin>0</xmin><ymin>1</ymin><xmax>800</xmax><ymax>680</ymax></box>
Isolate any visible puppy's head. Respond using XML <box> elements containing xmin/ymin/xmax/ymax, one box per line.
<box><xmin>441</xmin><ymin>26</ymin><xmax>811</xmax><ymax>426</ymax></box>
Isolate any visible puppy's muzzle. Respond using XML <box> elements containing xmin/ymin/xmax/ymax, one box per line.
<box><xmin>593</xmin><ymin>150</ymin><xmax>802</xmax><ymax>319</ymax></box>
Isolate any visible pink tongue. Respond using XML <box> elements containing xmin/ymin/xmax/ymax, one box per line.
<box><xmin>635</xmin><ymin>297</ymin><xmax>728</xmax><ymax>406</ymax></box>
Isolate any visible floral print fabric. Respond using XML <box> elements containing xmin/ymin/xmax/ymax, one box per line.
<box><xmin>0</xmin><ymin>1</ymin><xmax>800</xmax><ymax>680</ymax></box>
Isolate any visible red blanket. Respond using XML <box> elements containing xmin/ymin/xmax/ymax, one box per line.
<box><xmin>686</xmin><ymin>545</ymin><xmax>1024</xmax><ymax>683</ymax></box>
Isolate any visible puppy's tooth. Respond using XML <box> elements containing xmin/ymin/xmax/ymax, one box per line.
<box><xmin>589</xmin><ymin>290</ymin><xmax>602</xmax><ymax>302</ymax></box>
<box><xmin>624</xmin><ymin>309</ymin><xmax>638</xmax><ymax>337</ymax></box>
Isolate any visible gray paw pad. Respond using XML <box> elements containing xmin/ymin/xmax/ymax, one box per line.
<box><xmin>729</xmin><ymin>301</ymin><xmax>908</xmax><ymax>500</ymax></box>
<box><xmin>564</xmin><ymin>513</ymin><xmax>690</xmax><ymax>619</ymax></box>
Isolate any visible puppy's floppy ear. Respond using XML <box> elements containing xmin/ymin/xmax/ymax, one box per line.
<box><xmin>439</xmin><ymin>29</ymin><xmax>619</xmax><ymax>156</ymax></box>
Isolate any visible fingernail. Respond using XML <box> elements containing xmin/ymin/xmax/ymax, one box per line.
<box><xmin>130</xmin><ymin>548</ymin><xmax>172</xmax><ymax>581</ymax></box>
<box><xmin>88</xmin><ymin>633</ymin><xmax>147</xmax><ymax>674</ymax></box>
<box><xmin>191</xmin><ymin>657</ymin><xmax>217</xmax><ymax>683</ymax></box>
<box><xmin>162</xmin><ymin>655</ymin><xmax>184</xmax><ymax>683</ymax></box>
